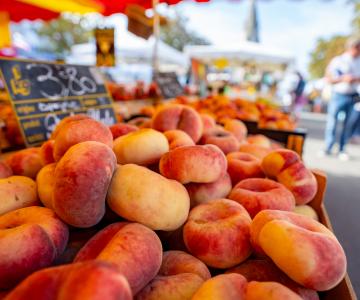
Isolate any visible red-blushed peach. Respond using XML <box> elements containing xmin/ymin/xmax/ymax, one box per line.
<box><xmin>51</xmin><ymin>114</ymin><xmax>91</xmax><ymax>139</ymax></box>
<box><xmin>228</xmin><ymin>178</ymin><xmax>295</xmax><ymax>218</ymax></box>
<box><xmin>261</xmin><ymin>149</ymin><xmax>300</xmax><ymax>179</ymax></box>
<box><xmin>0</xmin><ymin>206</ymin><xmax>68</xmax><ymax>289</ymax></box>
<box><xmin>36</xmin><ymin>163</ymin><xmax>56</xmax><ymax>209</ymax></box>
<box><xmin>226</xmin><ymin>259</ymin><xmax>319</xmax><ymax>300</ymax></box>
<box><xmin>0</xmin><ymin>176</ymin><xmax>39</xmax><ymax>216</ymax></box>
<box><xmin>250</xmin><ymin>210</ymin><xmax>347</xmax><ymax>291</ymax></box>
<box><xmin>53</xmin><ymin>118</ymin><xmax>113</xmax><ymax>161</ymax></box>
<box><xmin>159</xmin><ymin>250</ymin><xmax>211</xmax><ymax>280</ymax></box>
<box><xmin>109</xmin><ymin>123</ymin><xmax>138</xmax><ymax>139</ymax></box>
<box><xmin>5</xmin><ymin>261</ymin><xmax>132</xmax><ymax>300</ymax></box>
<box><xmin>223</xmin><ymin>119</ymin><xmax>248</xmax><ymax>142</ymax></box>
<box><xmin>127</xmin><ymin>117</ymin><xmax>152</xmax><ymax>128</ymax></box>
<box><xmin>200</xmin><ymin>127</ymin><xmax>240</xmax><ymax>155</ymax></box>
<box><xmin>53</xmin><ymin>141</ymin><xmax>117</xmax><ymax>228</ymax></box>
<box><xmin>185</xmin><ymin>173</ymin><xmax>232</xmax><ymax>207</ymax></box>
<box><xmin>0</xmin><ymin>161</ymin><xmax>12</xmax><ymax>179</ymax></box>
<box><xmin>247</xmin><ymin>134</ymin><xmax>272</xmax><ymax>148</ymax></box>
<box><xmin>164</xmin><ymin>130</ymin><xmax>195</xmax><ymax>150</ymax></box>
<box><xmin>113</xmin><ymin>129</ymin><xmax>169</xmax><ymax>166</ymax></box>
<box><xmin>276</xmin><ymin>162</ymin><xmax>318</xmax><ymax>205</ymax></box>
<box><xmin>239</xmin><ymin>144</ymin><xmax>271</xmax><ymax>160</ymax></box>
<box><xmin>74</xmin><ymin>222</ymin><xmax>162</xmax><ymax>294</ymax></box>
<box><xmin>293</xmin><ymin>205</ymin><xmax>319</xmax><ymax>221</ymax></box>
<box><xmin>152</xmin><ymin>104</ymin><xmax>203</xmax><ymax>142</ymax></box>
<box><xmin>159</xmin><ymin>145</ymin><xmax>227</xmax><ymax>184</ymax></box>
<box><xmin>227</xmin><ymin>152</ymin><xmax>264</xmax><ymax>185</ymax></box>
<box><xmin>135</xmin><ymin>273</ymin><xmax>204</xmax><ymax>300</ymax></box>
<box><xmin>191</xmin><ymin>273</ymin><xmax>247</xmax><ymax>300</ymax></box>
<box><xmin>246</xmin><ymin>281</ymin><xmax>302</xmax><ymax>300</ymax></box>
<box><xmin>183</xmin><ymin>199</ymin><xmax>252</xmax><ymax>268</ymax></box>
<box><xmin>39</xmin><ymin>140</ymin><xmax>55</xmax><ymax>165</ymax></box>
<box><xmin>5</xmin><ymin>148</ymin><xmax>44</xmax><ymax>179</ymax></box>
<box><xmin>201</xmin><ymin>114</ymin><xmax>216</xmax><ymax>132</ymax></box>
<box><xmin>107</xmin><ymin>164</ymin><xmax>190</xmax><ymax>231</ymax></box>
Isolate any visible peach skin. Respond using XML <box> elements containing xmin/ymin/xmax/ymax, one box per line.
<box><xmin>107</xmin><ymin>164</ymin><xmax>190</xmax><ymax>231</ymax></box>
<box><xmin>227</xmin><ymin>152</ymin><xmax>264</xmax><ymax>185</ymax></box>
<box><xmin>39</xmin><ymin>140</ymin><xmax>55</xmax><ymax>165</ymax></box>
<box><xmin>5</xmin><ymin>261</ymin><xmax>132</xmax><ymax>300</ymax></box>
<box><xmin>0</xmin><ymin>206</ymin><xmax>68</xmax><ymax>289</ymax></box>
<box><xmin>159</xmin><ymin>145</ymin><xmax>227</xmax><ymax>184</ymax></box>
<box><xmin>228</xmin><ymin>178</ymin><xmax>295</xmax><ymax>218</ymax></box>
<box><xmin>36</xmin><ymin>163</ymin><xmax>56</xmax><ymax>209</ymax></box>
<box><xmin>185</xmin><ymin>173</ymin><xmax>232</xmax><ymax>207</ymax></box>
<box><xmin>293</xmin><ymin>205</ymin><xmax>319</xmax><ymax>221</ymax></box>
<box><xmin>223</xmin><ymin>119</ymin><xmax>248</xmax><ymax>142</ymax></box>
<box><xmin>246</xmin><ymin>281</ymin><xmax>302</xmax><ymax>300</ymax></box>
<box><xmin>109</xmin><ymin>123</ymin><xmax>138</xmax><ymax>139</ymax></box>
<box><xmin>0</xmin><ymin>161</ymin><xmax>12</xmax><ymax>179</ymax></box>
<box><xmin>247</xmin><ymin>134</ymin><xmax>272</xmax><ymax>148</ymax></box>
<box><xmin>238</xmin><ymin>144</ymin><xmax>271</xmax><ymax>160</ymax></box>
<box><xmin>261</xmin><ymin>149</ymin><xmax>300</xmax><ymax>179</ymax></box>
<box><xmin>53</xmin><ymin>141</ymin><xmax>117</xmax><ymax>228</ymax></box>
<box><xmin>250</xmin><ymin>210</ymin><xmax>347</xmax><ymax>291</ymax></box>
<box><xmin>183</xmin><ymin>199</ymin><xmax>252</xmax><ymax>268</ymax></box>
<box><xmin>50</xmin><ymin>114</ymin><xmax>90</xmax><ymax>139</ymax></box>
<box><xmin>200</xmin><ymin>114</ymin><xmax>217</xmax><ymax>132</ymax></box>
<box><xmin>152</xmin><ymin>104</ymin><xmax>203</xmax><ymax>142</ymax></box>
<box><xmin>164</xmin><ymin>130</ymin><xmax>195</xmax><ymax>150</ymax></box>
<box><xmin>200</xmin><ymin>127</ymin><xmax>240</xmax><ymax>155</ymax></box>
<box><xmin>74</xmin><ymin>222</ymin><xmax>162</xmax><ymax>294</ymax></box>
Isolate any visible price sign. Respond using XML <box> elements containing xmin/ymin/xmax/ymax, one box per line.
<box><xmin>95</xmin><ymin>28</ymin><xmax>115</xmax><ymax>67</ymax></box>
<box><xmin>0</xmin><ymin>57</ymin><xmax>117</xmax><ymax>147</ymax></box>
<box><xmin>154</xmin><ymin>72</ymin><xmax>183</xmax><ymax>99</ymax></box>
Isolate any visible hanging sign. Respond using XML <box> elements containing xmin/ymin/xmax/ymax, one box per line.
<box><xmin>0</xmin><ymin>57</ymin><xmax>117</xmax><ymax>147</ymax></box>
<box><xmin>95</xmin><ymin>28</ymin><xmax>115</xmax><ymax>67</ymax></box>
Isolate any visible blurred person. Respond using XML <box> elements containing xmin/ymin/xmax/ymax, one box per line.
<box><xmin>321</xmin><ymin>35</ymin><xmax>360</xmax><ymax>160</ymax></box>
<box><xmin>290</xmin><ymin>71</ymin><xmax>307</xmax><ymax>119</ymax></box>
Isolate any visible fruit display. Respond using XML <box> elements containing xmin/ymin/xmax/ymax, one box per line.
<box><xmin>0</xmin><ymin>104</ymin><xmax>350</xmax><ymax>299</ymax></box>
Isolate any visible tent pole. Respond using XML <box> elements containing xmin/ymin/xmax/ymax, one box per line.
<box><xmin>152</xmin><ymin>0</ymin><xmax>160</xmax><ymax>74</ymax></box>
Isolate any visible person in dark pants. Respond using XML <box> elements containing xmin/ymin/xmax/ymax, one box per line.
<box><xmin>322</xmin><ymin>36</ymin><xmax>360</xmax><ymax>160</ymax></box>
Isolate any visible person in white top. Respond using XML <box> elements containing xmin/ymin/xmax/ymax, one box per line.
<box><xmin>323</xmin><ymin>35</ymin><xmax>360</xmax><ymax>160</ymax></box>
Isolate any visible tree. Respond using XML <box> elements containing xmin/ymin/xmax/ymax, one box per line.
<box><xmin>160</xmin><ymin>12</ymin><xmax>210</xmax><ymax>51</ymax></box>
<box><xmin>33</xmin><ymin>14</ymin><xmax>95</xmax><ymax>59</ymax></box>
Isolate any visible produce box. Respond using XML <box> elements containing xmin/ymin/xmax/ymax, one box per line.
<box><xmin>310</xmin><ymin>170</ymin><xmax>357</xmax><ymax>300</ymax></box>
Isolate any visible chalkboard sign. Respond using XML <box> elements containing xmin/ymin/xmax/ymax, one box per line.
<box><xmin>0</xmin><ymin>57</ymin><xmax>117</xmax><ymax>147</ymax></box>
<box><xmin>154</xmin><ymin>72</ymin><xmax>183</xmax><ymax>99</ymax></box>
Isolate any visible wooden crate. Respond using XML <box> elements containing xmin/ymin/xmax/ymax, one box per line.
<box><xmin>310</xmin><ymin>170</ymin><xmax>357</xmax><ymax>300</ymax></box>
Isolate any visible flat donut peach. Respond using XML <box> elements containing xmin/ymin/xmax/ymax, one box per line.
<box><xmin>200</xmin><ymin>127</ymin><xmax>240</xmax><ymax>154</ymax></box>
<box><xmin>228</xmin><ymin>178</ymin><xmax>295</xmax><ymax>218</ymax></box>
<box><xmin>164</xmin><ymin>130</ymin><xmax>195</xmax><ymax>150</ymax></box>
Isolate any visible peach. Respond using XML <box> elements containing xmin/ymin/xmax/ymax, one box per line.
<box><xmin>226</xmin><ymin>259</ymin><xmax>319</xmax><ymax>300</ymax></box>
<box><xmin>247</xmin><ymin>134</ymin><xmax>272</xmax><ymax>148</ymax></box>
<box><xmin>201</xmin><ymin>114</ymin><xmax>216</xmax><ymax>131</ymax></box>
<box><xmin>185</xmin><ymin>173</ymin><xmax>232</xmax><ymax>207</ymax></box>
<box><xmin>53</xmin><ymin>141</ymin><xmax>117</xmax><ymax>228</ymax></box>
<box><xmin>53</xmin><ymin>117</ymin><xmax>113</xmax><ymax>161</ymax></box>
<box><xmin>135</xmin><ymin>273</ymin><xmax>204</xmax><ymax>300</ymax></box>
<box><xmin>223</xmin><ymin>119</ymin><xmax>248</xmax><ymax>142</ymax></box>
<box><xmin>74</xmin><ymin>222</ymin><xmax>162</xmax><ymax>294</ymax></box>
<box><xmin>192</xmin><ymin>273</ymin><xmax>247</xmax><ymax>300</ymax></box>
<box><xmin>5</xmin><ymin>148</ymin><xmax>44</xmax><ymax>179</ymax></box>
<box><xmin>159</xmin><ymin>145</ymin><xmax>227</xmax><ymax>184</ymax></box>
<box><xmin>127</xmin><ymin>117</ymin><xmax>152</xmax><ymax>128</ymax></box>
<box><xmin>51</xmin><ymin>114</ymin><xmax>90</xmax><ymax>139</ymax></box>
<box><xmin>36</xmin><ymin>163</ymin><xmax>56</xmax><ymax>209</ymax></box>
<box><xmin>239</xmin><ymin>144</ymin><xmax>271</xmax><ymax>160</ymax></box>
<box><xmin>228</xmin><ymin>178</ymin><xmax>295</xmax><ymax>218</ymax></box>
<box><xmin>159</xmin><ymin>250</ymin><xmax>211</xmax><ymax>280</ymax></box>
<box><xmin>109</xmin><ymin>123</ymin><xmax>138</xmax><ymax>139</ymax></box>
<box><xmin>246</xmin><ymin>281</ymin><xmax>302</xmax><ymax>300</ymax></box>
<box><xmin>0</xmin><ymin>206</ymin><xmax>68</xmax><ymax>289</ymax></box>
<box><xmin>0</xmin><ymin>176</ymin><xmax>38</xmax><ymax>216</ymax></box>
<box><xmin>293</xmin><ymin>205</ymin><xmax>319</xmax><ymax>221</ymax></box>
<box><xmin>157</xmin><ymin>226</ymin><xmax>187</xmax><ymax>252</ymax></box>
<box><xmin>200</xmin><ymin>127</ymin><xmax>240</xmax><ymax>154</ymax></box>
<box><xmin>107</xmin><ymin>164</ymin><xmax>190</xmax><ymax>231</ymax></box>
<box><xmin>152</xmin><ymin>104</ymin><xmax>203</xmax><ymax>142</ymax></box>
<box><xmin>0</xmin><ymin>161</ymin><xmax>12</xmax><ymax>179</ymax></box>
<box><xmin>39</xmin><ymin>140</ymin><xmax>55</xmax><ymax>165</ymax></box>
<box><xmin>5</xmin><ymin>261</ymin><xmax>132</xmax><ymax>300</ymax></box>
<box><xmin>250</xmin><ymin>210</ymin><xmax>347</xmax><ymax>291</ymax></box>
<box><xmin>183</xmin><ymin>199</ymin><xmax>252</xmax><ymax>268</ymax></box>
<box><xmin>227</xmin><ymin>152</ymin><xmax>264</xmax><ymax>185</ymax></box>
<box><xmin>113</xmin><ymin>129</ymin><xmax>169</xmax><ymax>166</ymax></box>
<box><xmin>164</xmin><ymin>130</ymin><xmax>195</xmax><ymax>150</ymax></box>
<box><xmin>261</xmin><ymin>149</ymin><xmax>300</xmax><ymax>179</ymax></box>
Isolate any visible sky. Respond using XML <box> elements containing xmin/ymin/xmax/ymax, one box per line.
<box><xmin>172</xmin><ymin>0</ymin><xmax>354</xmax><ymax>76</ymax></box>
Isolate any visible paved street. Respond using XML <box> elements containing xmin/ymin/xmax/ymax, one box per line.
<box><xmin>299</xmin><ymin>113</ymin><xmax>360</xmax><ymax>297</ymax></box>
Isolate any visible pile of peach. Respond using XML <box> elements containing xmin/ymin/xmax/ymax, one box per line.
<box><xmin>0</xmin><ymin>104</ymin><xmax>346</xmax><ymax>300</ymax></box>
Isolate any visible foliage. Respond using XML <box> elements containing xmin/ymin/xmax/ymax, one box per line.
<box><xmin>160</xmin><ymin>11</ymin><xmax>210</xmax><ymax>51</ymax></box>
